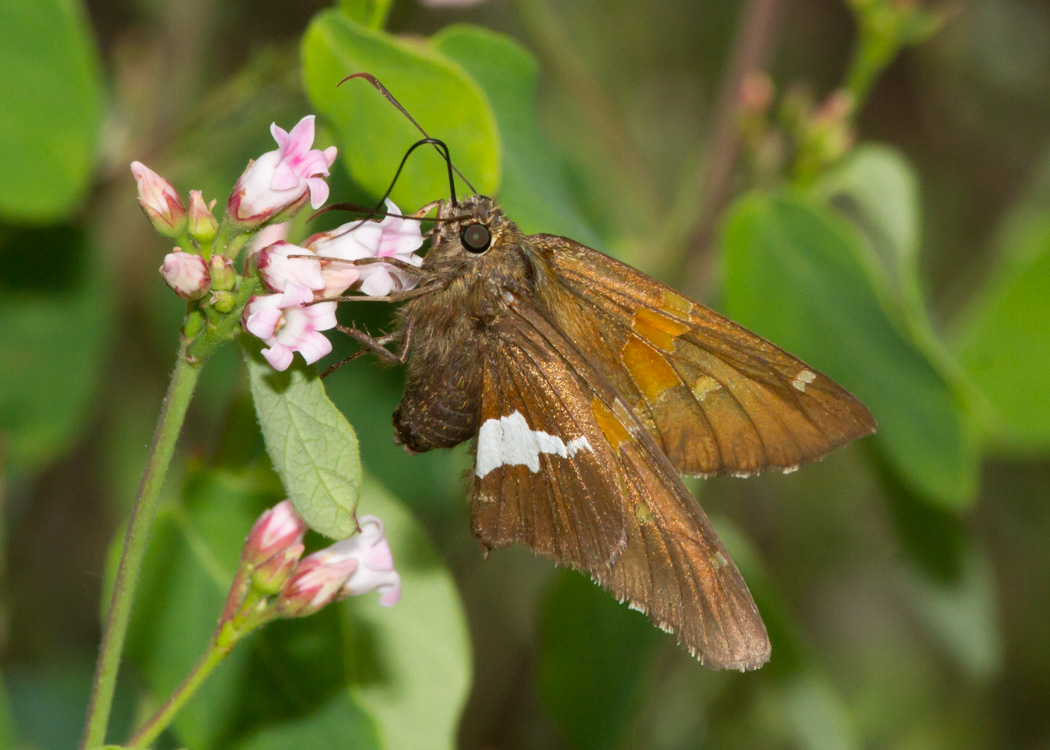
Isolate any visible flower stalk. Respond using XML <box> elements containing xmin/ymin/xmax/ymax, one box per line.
<box><xmin>80</xmin><ymin>346</ymin><xmax>203</xmax><ymax>750</ymax></box>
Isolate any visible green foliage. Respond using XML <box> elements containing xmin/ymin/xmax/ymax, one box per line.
<box><xmin>230</xmin><ymin>693</ymin><xmax>381</xmax><ymax>750</ymax></box>
<box><xmin>537</xmin><ymin>571</ymin><xmax>660</xmax><ymax>750</ymax></box>
<box><xmin>954</xmin><ymin>217</ymin><xmax>1050</xmax><ymax>453</ymax></box>
<box><xmin>0</xmin><ymin>0</ymin><xmax>103</xmax><ymax>222</ymax></box>
<box><xmin>117</xmin><ymin>466</ymin><xmax>266</xmax><ymax>747</ymax></box>
<box><xmin>720</xmin><ymin>192</ymin><xmax>978</xmax><ymax>507</ymax></box>
<box><xmin>302</xmin><ymin>11</ymin><xmax>500</xmax><ymax>210</ymax></box>
<box><xmin>117</xmin><ymin>466</ymin><xmax>470</xmax><ymax>749</ymax></box>
<box><xmin>431</xmin><ymin>25</ymin><xmax>600</xmax><ymax>244</ymax></box>
<box><xmin>6</xmin><ymin>2</ymin><xmax>1050</xmax><ymax>749</ymax></box>
<box><xmin>344</xmin><ymin>477</ymin><xmax>473</xmax><ymax>750</ymax></box>
<box><xmin>0</xmin><ymin>225</ymin><xmax>113</xmax><ymax>478</ymax></box>
<box><xmin>245</xmin><ymin>343</ymin><xmax>362</xmax><ymax>539</ymax></box>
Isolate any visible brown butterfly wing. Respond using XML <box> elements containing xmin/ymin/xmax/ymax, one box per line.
<box><xmin>472</xmin><ymin>296</ymin><xmax>770</xmax><ymax>670</ymax></box>
<box><xmin>532</xmin><ymin>234</ymin><xmax>877</xmax><ymax>477</ymax></box>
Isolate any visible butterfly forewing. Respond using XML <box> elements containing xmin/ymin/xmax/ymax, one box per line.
<box><xmin>533</xmin><ymin>234</ymin><xmax>877</xmax><ymax>477</ymax></box>
<box><xmin>472</xmin><ymin>296</ymin><xmax>771</xmax><ymax>670</ymax></box>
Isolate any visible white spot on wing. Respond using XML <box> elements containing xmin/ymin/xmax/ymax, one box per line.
<box><xmin>475</xmin><ymin>411</ymin><xmax>593</xmax><ymax>478</ymax></box>
<box><xmin>792</xmin><ymin>369</ymin><xmax>816</xmax><ymax>392</ymax></box>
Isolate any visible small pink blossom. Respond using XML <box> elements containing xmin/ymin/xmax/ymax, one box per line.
<box><xmin>243</xmin><ymin>283</ymin><xmax>337</xmax><ymax>371</ymax></box>
<box><xmin>336</xmin><ymin>516</ymin><xmax>402</xmax><ymax>606</ymax></box>
<box><xmin>257</xmin><ymin>240</ymin><xmax>326</xmax><ymax>293</ymax></box>
<box><xmin>306</xmin><ymin>199</ymin><xmax>424</xmax><ymax>298</ymax></box>
<box><xmin>227</xmin><ymin>116</ymin><xmax>338</xmax><ymax>228</ymax></box>
<box><xmin>159</xmin><ymin>250</ymin><xmax>209</xmax><ymax>298</ymax></box>
<box><xmin>243</xmin><ymin>500</ymin><xmax>308</xmax><ymax>567</ymax></box>
<box><xmin>277</xmin><ymin>515</ymin><xmax>401</xmax><ymax>617</ymax></box>
<box><xmin>131</xmin><ymin>161</ymin><xmax>186</xmax><ymax>237</ymax></box>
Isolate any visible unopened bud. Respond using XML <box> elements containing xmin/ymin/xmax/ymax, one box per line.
<box><xmin>160</xmin><ymin>250</ymin><xmax>209</xmax><ymax>299</ymax></box>
<box><xmin>131</xmin><ymin>162</ymin><xmax>187</xmax><ymax>238</ymax></box>
<box><xmin>243</xmin><ymin>500</ymin><xmax>308</xmax><ymax>568</ymax></box>
<box><xmin>277</xmin><ymin>553</ymin><xmax>358</xmax><ymax>618</ymax></box>
<box><xmin>188</xmin><ymin>190</ymin><xmax>219</xmax><ymax>243</ymax></box>
<box><xmin>209</xmin><ymin>255</ymin><xmax>236</xmax><ymax>291</ymax></box>
<box><xmin>251</xmin><ymin>542</ymin><xmax>304</xmax><ymax>595</ymax></box>
<box><xmin>210</xmin><ymin>290</ymin><xmax>235</xmax><ymax>313</ymax></box>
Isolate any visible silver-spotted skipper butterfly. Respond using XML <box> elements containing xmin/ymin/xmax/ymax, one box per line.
<box><xmin>331</xmin><ymin>75</ymin><xmax>876</xmax><ymax>671</ymax></box>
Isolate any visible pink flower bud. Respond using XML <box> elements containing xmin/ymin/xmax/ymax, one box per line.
<box><xmin>131</xmin><ymin>161</ymin><xmax>187</xmax><ymax>237</ymax></box>
<box><xmin>188</xmin><ymin>190</ymin><xmax>218</xmax><ymax>243</ymax></box>
<box><xmin>243</xmin><ymin>500</ymin><xmax>308</xmax><ymax>568</ymax></box>
<box><xmin>159</xmin><ymin>250</ymin><xmax>209</xmax><ymax>298</ymax></box>
<box><xmin>226</xmin><ymin>116</ymin><xmax>338</xmax><ymax>230</ymax></box>
<box><xmin>278</xmin><ymin>550</ymin><xmax>359</xmax><ymax>618</ymax></box>
<box><xmin>252</xmin><ymin>541</ymin><xmax>305</xmax><ymax>595</ymax></box>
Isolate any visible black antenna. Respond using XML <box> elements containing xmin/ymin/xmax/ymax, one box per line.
<box><xmin>381</xmin><ymin>137</ymin><xmax>458</xmax><ymax>208</ymax></box>
<box><xmin>339</xmin><ymin>72</ymin><xmax>478</xmax><ymax>200</ymax></box>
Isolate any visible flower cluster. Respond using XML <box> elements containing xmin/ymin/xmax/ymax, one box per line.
<box><xmin>233</xmin><ymin>500</ymin><xmax>401</xmax><ymax>621</ymax></box>
<box><xmin>133</xmin><ymin>113</ymin><xmax>428</xmax><ymax>372</ymax></box>
<box><xmin>241</xmin><ymin>200</ymin><xmax>425</xmax><ymax>370</ymax></box>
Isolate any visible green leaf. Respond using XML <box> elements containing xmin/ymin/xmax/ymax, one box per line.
<box><xmin>431</xmin><ymin>25</ymin><xmax>601</xmax><ymax>245</ymax></box>
<box><xmin>117</xmin><ymin>466</ymin><xmax>277</xmax><ymax>747</ymax></box>
<box><xmin>775</xmin><ymin>673</ymin><xmax>860</xmax><ymax>750</ymax></box>
<box><xmin>954</xmin><ymin>217</ymin><xmax>1050</xmax><ymax>453</ymax></box>
<box><xmin>537</xmin><ymin>570</ymin><xmax>660</xmax><ymax>750</ymax></box>
<box><xmin>720</xmin><ymin>192</ymin><xmax>977</xmax><ymax>507</ymax></box>
<box><xmin>902</xmin><ymin>541</ymin><xmax>1002</xmax><ymax>679</ymax></box>
<box><xmin>230</xmin><ymin>693</ymin><xmax>381</xmax><ymax>750</ymax></box>
<box><xmin>342</xmin><ymin>476</ymin><xmax>473</xmax><ymax>750</ymax></box>
<box><xmin>814</xmin><ymin>144</ymin><xmax>920</xmax><ymax>304</ymax></box>
<box><xmin>245</xmin><ymin>343</ymin><xmax>362</xmax><ymax>539</ymax></box>
<box><xmin>0</xmin><ymin>225</ymin><xmax>113</xmax><ymax>478</ymax></box>
<box><xmin>302</xmin><ymin>11</ymin><xmax>500</xmax><ymax>210</ymax></box>
<box><xmin>0</xmin><ymin>0</ymin><xmax>103</xmax><ymax>221</ymax></box>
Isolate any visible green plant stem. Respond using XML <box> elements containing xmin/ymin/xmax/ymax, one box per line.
<box><xmin>127</xmin><ymin>637</ymin><xmax>232</xmax><ymax>749</ymax></box>
<box><xmin>80</xmin><ymin>346</ymin><xmax>204</xmax><ymax>750</ymax></box>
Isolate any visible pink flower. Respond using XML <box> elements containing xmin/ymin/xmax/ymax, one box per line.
<box><xmin>243</xmin><ymin>500</ymin><xmax>308</xmax><ymax>567</ymax></box>
<box><xmin>243</xmin><ymin>283</ymin><xmax>337</xmax><ymax>371</ymax></box>
<box><xmin>257</xmin><ymin>240</ymin><xmax>326</xmax><ymax>293</ymax></box>
<box><xmin>131</xmin><ymin>161</ymin><xmax>186</xmax><ymax>237</ymax></box>
<box><xmin>227</xmin><ymin>116</ymin><xmax>338</xmax><ymax>229</ymax></box>
<box><xmin>306</xmin><ymin>199</ymin><xmax>424</xmax><ymax>298</ymax></box>
<box><xmin>336</xmin><ymin>516</ymin><xmax>402</xmax><ymax>606</ymax></box>
<box><xmin>159</xmin><ymin>250</ymin><xmax>209</xmax><ymax>298</ymax></box>
<box><xmin>277</xmin><ymin>515</ymin><xmax>402</xmax><ymax>617</ymax></box>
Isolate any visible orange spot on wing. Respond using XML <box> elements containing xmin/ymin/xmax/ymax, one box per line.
<box><xmin>662</xmin><ymin>290</ymin><xmax>693</xmax><ymax>316</ymax></box>
<box><xmin>632</xmin><ymin>307</ymin><xmax>689</xmax><ymax>352</ymax></box>
<box><xmin>593</xmin><ymin>398</ymin><xmax>632</xmax><ymax>452</ymax></box>
<box><xmin>622</xmin><ymin>336</ymin><xmax>681</xmax><ymax>401</ymax></box>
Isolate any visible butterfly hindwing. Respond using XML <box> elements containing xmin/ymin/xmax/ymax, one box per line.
<box><xmin>533</xmin><ymin>234</ymin><xmax>877</xmax><ymax>477</ymax></box>
<box><xmin>472</xmin><ymin>297</ymin><xmax>771</xmax><ymax>670</ymax></box>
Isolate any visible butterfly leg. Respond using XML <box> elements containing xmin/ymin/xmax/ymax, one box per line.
<box><xmin>328</xmin><ymin>318</ymin><xmax>415</xmax><ymax>368</ymax></box>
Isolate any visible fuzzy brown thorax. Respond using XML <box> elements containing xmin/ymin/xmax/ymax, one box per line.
<box><xmin>392</xmin><ymin>195</ymin><xmax>552</xmax><ymax>453</ymax></box>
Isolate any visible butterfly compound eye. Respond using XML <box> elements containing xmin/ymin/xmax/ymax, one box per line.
<box><xmin>461</xmin><ymin>223</ymin><xmax>491</xmax><ymax>253</ymax></box>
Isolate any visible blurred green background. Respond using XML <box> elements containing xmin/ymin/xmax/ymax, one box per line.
<box><xmin>2</xmin><ymin>0</ymin><xmax>1050</xmax><ymax>748</ymax></box>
